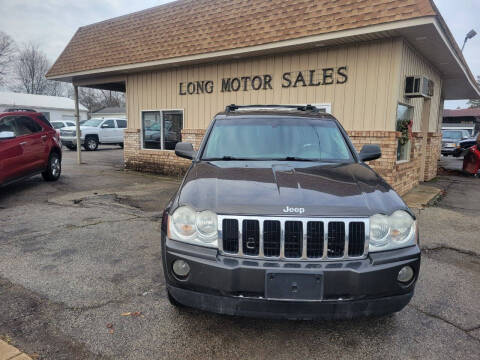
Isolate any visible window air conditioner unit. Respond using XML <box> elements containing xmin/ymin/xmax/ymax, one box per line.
<box><xmin>405</xmin><ymin>76</ymin><xmax>434</xmax><ymax>98</ymax></box>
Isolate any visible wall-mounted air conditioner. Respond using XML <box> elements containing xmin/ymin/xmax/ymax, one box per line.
<box><xmin>405</xmin><ymin>76</ymin><xmax>434</xmax><ymax>98</ymax></box>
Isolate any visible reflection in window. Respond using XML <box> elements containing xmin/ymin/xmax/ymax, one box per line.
<box><xmin>142</xmin><ymin>110</ymin><xmax>182</xmax><ymax>150</ymax></box>
<box><xmin>396</xmin><ymin>104</ymin><xmax>413</xmax><ymax>161</ymax></box>
<box><xmin>102</xmin><ymin>120</ymin><xmax>115</xmax><ymax>128</ymax></box>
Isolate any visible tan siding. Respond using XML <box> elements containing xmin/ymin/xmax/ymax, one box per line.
<box><xmin>127</xmin><ymin>39</ymin><xmax>402</xmax><ymax>133</ymax></box>
<box><xmin>397</xmin><ymin>40</ymin><xmax>442</xmax><ymax>132</ymax></box>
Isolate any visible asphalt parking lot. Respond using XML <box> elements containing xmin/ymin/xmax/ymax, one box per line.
<box><xmin>1</xmin><ymin>149</ymin><xmax>479</xmax><ymax>359</ymax></box>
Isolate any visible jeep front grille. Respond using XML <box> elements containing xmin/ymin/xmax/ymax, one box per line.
<box><xmin>219</xmin><ymin>216</ymin><xmax>369</xmax><ymax>260</ymax></box>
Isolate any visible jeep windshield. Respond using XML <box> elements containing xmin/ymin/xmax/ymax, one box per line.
<box><xmin>82</xmin><ymin>119</ymin><xmax>102</xmax><ymax>127</ymax></box>
<box><xmin>202</xmin><ymin>117</ymin><xmax>353</xmax><ymax>162</ymax></box>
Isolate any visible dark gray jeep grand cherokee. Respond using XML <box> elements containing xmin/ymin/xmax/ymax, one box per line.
<box><xmin>161</xmin><ymin>105</ymin><xmax>420</xmax><ymax>320</ymax></box>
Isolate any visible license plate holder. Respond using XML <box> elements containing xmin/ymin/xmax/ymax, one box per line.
<box><xmin>265</xmin><ymin>271</ymin><xmax>323</xmax><ymax>300</ymax></box>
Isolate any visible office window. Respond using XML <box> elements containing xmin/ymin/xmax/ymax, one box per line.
<box><xmin>142</xmin><ymin>110</ymin><xmax>183</xmax><ymax>150</ymax></box>
<box><xmin>396</xmin><ymin>104</ymin><xmax>413</xmax><ymax>161</ymax></box>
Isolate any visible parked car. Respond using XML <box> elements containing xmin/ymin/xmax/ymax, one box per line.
<box><xmin>50</xmin><ymin>120</ymin><xmax>77</xmax><ymax>138</ymax></box>
<box><xmin>453</xmin><ymin>133</ymin><xmax>479</xmax><ymax>157</ymax></box>
<box><xmin>441</xmin><ymin>129</ymin><xmax>470</xmax><ymax>156</ymax></box>
<box><xmin>51</xmin><ymin>120</ymin><xmax>76</xmax><ymax>130</ymax></box>
<box><xmin>60</xmin><ymin>118</ymin><xmax>127</xmax><ymax>151</ymax></box>
<box><xmin>0</xmin><ymin>110</ymin><xmax>62</xmax><ymax>186</ymax></box>
<box><xmin>161</xmin><ymin>105</ymin><xmax>420</xmax><ymax>320</ymax></box>
<box><xmin>143</xmin><ymin>120</ymin><xmax>181</xmax><ymax>150</ymax></box>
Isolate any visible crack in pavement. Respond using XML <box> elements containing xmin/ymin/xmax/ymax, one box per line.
<box><xmin>421</xmin><ymin>245</ymin><xmax>480</xmax><ymax>258</ymax></box>
<box><xmin>408</xmin><ymin>304</ymin><xmax>480</xmax><ymax>342</ymax></box>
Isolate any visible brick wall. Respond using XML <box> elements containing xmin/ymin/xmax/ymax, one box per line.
<box><xmin>124</xmin><ymin>128</ymin><xmax>438</xmax><ymax>195</ymax></box>
<box><xmin>424</xmin><ymin>132</ymin><xmax>442</xmax><ymax>181</ymax></box>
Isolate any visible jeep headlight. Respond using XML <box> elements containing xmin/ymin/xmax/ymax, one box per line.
<box><xmin>168</xmin><ymin>206</ymin><xmax>218</xmax><ymax>248</ymax></box>
<box><xmin>369</xmin><ymin>210</ymin><xmax>416</xmax><ymax>252</ymax></box>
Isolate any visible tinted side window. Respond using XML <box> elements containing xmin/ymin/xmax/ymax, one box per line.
<box><xmin>0</xmin><ymin>116</ymin><xmax>16</xmax><ymax>133</ymax></box>
<box><xmin>102</xmin><ymin>120</ymin><xmax>115</xmax><ymax>128</ymax></box>
<box><xmin>37</xmin><ymin>114</ymin><xmax>53</xmax><ymax>129</ymax></box>
<box><xmin>67</xmin><ymin>122</ymin><xmax>75</xmax><ymax>127</ymax></box>
<box><xmin>14</xmin><ymin>116</ymin><xmax>42</xmax><ymax>136</ymax></box>
<box><xmin>116</xmin><ymin>120</ymin><xmax>127</xmax><ymax>128</ymax></box>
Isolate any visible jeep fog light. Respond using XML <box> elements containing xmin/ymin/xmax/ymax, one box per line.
<box><xmin>397</xmin><ymin>266</ymin><xmax>414</xmax><ymax>283</ymax></box>
<box><xmin>172</xmin><ymin>259</ymin><xmax>190</xmax><ymax>278</ymax></box>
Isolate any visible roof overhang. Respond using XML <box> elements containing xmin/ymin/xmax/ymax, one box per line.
<box><xmin>48</xmin><ymin>16</ymin><xmax>479</xmax><ymax>100</ymax></box>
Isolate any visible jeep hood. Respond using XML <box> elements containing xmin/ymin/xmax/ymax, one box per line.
<box><xmin>176</xmin><ymin>161</ymin><xmax>408</xmax><ymax>217</ymax></box>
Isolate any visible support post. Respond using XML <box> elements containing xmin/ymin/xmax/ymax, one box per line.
<box><xmin>73</xmin><ymin>85</ymin><xmax>82</xmax><ymax>165</ymax></box>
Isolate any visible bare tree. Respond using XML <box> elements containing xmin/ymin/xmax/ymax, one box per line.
<box><xmin>75</xmin><ymin>87</ymin><xmax>125</xmax><ymax>115</ymax></box>
<box><xmin>12</xmin><ymin>42</ymin><xmax>65</xmax><ymax>96</ymax></box>
<box><xmin>0</xmin><ymin>31</ymin><xmax>16</xmax><ymax>86</ymax></box>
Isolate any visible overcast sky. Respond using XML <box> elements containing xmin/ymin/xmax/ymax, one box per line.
<box><xmin>0</xmin><ymin>0</ymin><xmax>478</xmax><ymax>108</ymax></box>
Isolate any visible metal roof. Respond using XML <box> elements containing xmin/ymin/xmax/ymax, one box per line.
<box><xmin>0</xmin><ymin>92</ymin><xmax>88</xmax><ymax>112</ymax></box>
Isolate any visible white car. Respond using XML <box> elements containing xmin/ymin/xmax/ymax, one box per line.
<box><xmin>50</xmin><ymin>120</ymin><xmax>77</xmax><ymax>138</ymax></box>
<box><xmin>60</xmin><ymin>118</ymin><xmax>127</xmax><ymax>151</ymax></box>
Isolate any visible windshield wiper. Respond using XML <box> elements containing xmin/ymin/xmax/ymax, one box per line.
<box><xmin>202</xmin><ymin>156</ymin><xmax>256</xmax><ymax>161</ymax></box>
<box><xmin>275</xmin><ymin>156</ymin><xmax>320</xmax><ymax>161</ymax></box>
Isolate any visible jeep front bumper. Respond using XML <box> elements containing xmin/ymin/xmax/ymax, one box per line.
<box><xmin>162</xmin><ymin>237</ymin><xmax>420</xmax><ymax>320</ymax></box>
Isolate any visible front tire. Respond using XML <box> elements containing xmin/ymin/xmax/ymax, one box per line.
<box><xmin>84</xmin><ymin>136</ymin><xmax>98</xmax><ymax>151</ymax></box>
<box><xmin>42</xmin><ymin>152</ymin><xmax>61</xmax><ymax>181</ymax></box>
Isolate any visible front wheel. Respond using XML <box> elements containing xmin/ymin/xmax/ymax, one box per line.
<box><xmin>84</xmin><ymin>136</ymin><xmax>99</xmax><ymax>151</ymax></box>
<box><xmin>42</xmin><ymin>152</ymin><xmax>61</xmax><ymax>181</ymax></box>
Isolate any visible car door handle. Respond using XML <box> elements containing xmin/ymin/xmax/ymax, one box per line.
<box><xmin>41</xmin><ymin>135</ymin><xmax>47</xmax><ymax>140</ymax></box>
<box><xmin>19</xmin><ymin>141</ymin><xmax>27</xmax><ymax>146</ymax></box>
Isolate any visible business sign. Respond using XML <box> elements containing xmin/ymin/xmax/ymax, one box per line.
<box><xmin>178</xmin><ymin>66</ymin><xmax>348</xmax><ymax>95</ymax></box>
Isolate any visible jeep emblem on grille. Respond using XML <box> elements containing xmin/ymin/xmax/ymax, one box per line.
<box><xmin>282</xmin><ymin>206</ymin><xmax>305</xmax><ymax>214</ymax></box>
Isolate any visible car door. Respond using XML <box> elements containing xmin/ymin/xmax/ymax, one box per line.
<box><xmin>115</xmin><ymin>119</ymin><xmax>127</xmax><ymax>143</ymax></box>
<box><xmin>0</xmin><ymin>116</ymin><xmax>25</xmax><ymax>184</ymax></box>
<box><xmin>12</xmin><ymin>116</ymin><xmax>45</xmax><ymax>173</ymax></box>
<box><xmin>99</xmin><ymin>119</ymin><xmax>116</xmax><ymax>143</ymax></box>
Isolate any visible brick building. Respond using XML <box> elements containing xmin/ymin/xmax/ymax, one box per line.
<box><xmin>47</xmin><ymin>0</ymin><xmax>479</xmax><ymax>195</ymax></box>
<box><xmin>443</xmin><ymin>108</ymin><xmax>480</xmax><ymax>136</ymax></box>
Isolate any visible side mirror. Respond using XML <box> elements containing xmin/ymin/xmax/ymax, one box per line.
<box><xmin>101</xmin><ymin>124</ymin><xmax>109</xmax><ymax>128</ymax></box>
<box><xmin>175</xmin><ymin>142</ymin><xmax>197</xmax><ymax>160</ymax></box>
<box><xmin>359</xmin><ymin>144</ymin><xmax>381</xmax><ymax>162</ymax></box>
<box><xmin>0</xmin><ymin>131</ymin><xmax>15</xmax><ymax>140</ymax></box>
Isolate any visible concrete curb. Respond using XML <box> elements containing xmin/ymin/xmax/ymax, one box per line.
<box><xmin>402</xmin><ymin>184</ymin><xmax>443</xmax><ymax>209</ymax></box>
<box><xmin>0</xmin><ymin>340</ymin><xmax>32</xmax><ymax>360</ymax></box>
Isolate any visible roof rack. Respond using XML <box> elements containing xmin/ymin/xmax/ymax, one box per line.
<box><xmin>225</xmin><ymin>104</ymin><xmax>319</xmax><ymax>113</ymax></box>
<box><xmin>5</xmin><ymin>108</ymin><xmax>37</xmax><ymax>113</ymax></box>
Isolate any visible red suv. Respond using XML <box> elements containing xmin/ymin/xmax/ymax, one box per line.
<box><xmin>0</xmin><ymin>110</ymin><xmax>62</xmax><ymax>186</ymax></box>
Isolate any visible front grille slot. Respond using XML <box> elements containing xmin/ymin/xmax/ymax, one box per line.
<box><xmin>328</xmin><ymin>222</ymin><xmax>345</xmax><ymax>258</ymax></box>
<box><xmin>219</xmin><ymin>216</ymin><xmax>367</xmax><ymax>261</ymax></box>
<box><xmin>348</xmin><ymin>222</ymin><xmax>365</xmax><ymax>257</ymax></box>
<box><xmin>263</xmin><ymin>220</ymin><xmax>281</xmax><ymax>257</ymax></box>
<box><xmin>284</xmin><ymin>221</ymin><xmax>303</xmax><ymax>258</ymax></box>
<box><xmin>242</xmin><ymin>220</ymin><xmax>259</xmax><ymax>255</ymax></box>
<box><xmin>307</xmin><ymin>221</ymin><xmax>324</xmax><ymax>258</ymax></box>
<box><xmin>222</xmin><ymin>219</ymin><xmax>238</xmax><ymax>253</ymax></box>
